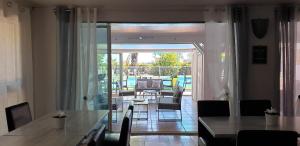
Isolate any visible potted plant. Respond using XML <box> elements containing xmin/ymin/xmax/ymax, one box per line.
<box><xmin>53</xmin><ymin>111</ymin><xmax>66</xmax><ymax>129</ymax></box>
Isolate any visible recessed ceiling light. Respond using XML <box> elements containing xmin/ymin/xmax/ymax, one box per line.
<box><xmin>139</xmin><ymin>36</ymin><xmax>143</xmax><ymax>40</ymax></box>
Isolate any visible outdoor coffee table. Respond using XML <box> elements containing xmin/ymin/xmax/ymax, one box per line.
<box><xmin>132</xmin><ymin>99</ymin><xmax>149</xmax><ymax>120</ymax></box>
<box><xmin>142</xmin><ymin>90</ymin><xmax>158</xmax><ymax>102</ymax></box>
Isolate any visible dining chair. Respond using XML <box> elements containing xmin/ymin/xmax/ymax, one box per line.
<box><xmin>103</xmin><ymin>106</ymin><xmax>134</xmax><ymax>146</ymax></box>
<box><xmin>77</xmin><ymin>125</ymin><xmax>106</xmax><ymax>146</ymax></box>
<box><xmin>237</xmin><ymin>130</ymin><xmax>298</xmax><ymax>146</ymax></box>
<box><xmin>197</xmin><ymin>100</ymin><xmax>230</xmax><ymax>117</ymax></box>
<box><xmin>197</xmin><ymin>100</ymin><xmax>231</xmax><ymax>146</ymax></box>
<box><xmin>240</xmin><ymin>99</ymin><xmax>271</xmax><ymax>116</ymax></box>
<box><xmin>5</xmin><ymin>102</ymin><xmax>32</xmax><ymax>132</ymax></box>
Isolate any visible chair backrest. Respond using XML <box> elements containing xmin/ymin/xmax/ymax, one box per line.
<box><xmin>5</xmin><ymin>102</ymin><xmax>32</xmax><ymax>131</ymax></box>
<box><xmin>174</xmin><ymin>86</ymin><xmax>185</xmax><ymax>104</ymax></box>
<box><xmin>135</xmin><ymin>79</ymin><xmax>162</xmax><ymax>91</ymax></box>
<box><xmin>119</xmin><ymin>110</ymin><xmax>133</xmax><ymax>146</ymax></box>
<box><xmin>197</xmin><ymin>100</ymin><xmax>230</xmax><ymax>117</ymax></box>
<box><xmin>128</xmin><ymin>105</ymin><xmax>134</xmax><ymax>112</ymax></box>
<box><xmin>237</xmin><ymin>130</ymin><xmax>298</xmax><ymax>146</ymax></box>
<box><xmin>240</xmin><ymin>100</ymin><xmax>271</xmax><ymax>116</ymax></box>
<box><xmin>88</xmin><ymin>125</ymin><xmax>106</xmax><ymax>146</ymax></box>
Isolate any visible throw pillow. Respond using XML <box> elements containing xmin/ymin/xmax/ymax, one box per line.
<box><xmin>137</xmin><ymin>81</ymin><xmax>147</xmax><ymax>89</ymax></box>
<box><xmin>152</xmin><ymin>80</ymin><xmax>161</xmax><ymax>88</ymax></box>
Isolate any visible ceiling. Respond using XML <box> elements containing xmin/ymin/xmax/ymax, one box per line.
<box><xmin>111</xmin><ymin>23</ymin><xmax>204</xmax><ymax>44</ymax></box>
<box><xmin>24</xmin><ymin>0</ymin><xmax>295</xmax><ymax>7</ymax></box>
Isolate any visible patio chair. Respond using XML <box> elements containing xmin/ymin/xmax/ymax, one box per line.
<box><xmin>160</xmin><ymin>81</ymin><xmax>180</xmax><ymax>98</ymax></box>
<box><xmin>122</xmin><ymin>76</ymin><xmax>128</xmax><ymax>90</ymax></box>
<box><xmin>157</xmin><ymin>86</ymin><xmax>184</xmax><ymax>121</ymax></box>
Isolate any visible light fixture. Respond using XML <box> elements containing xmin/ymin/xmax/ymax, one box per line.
<box><xmin>138</xmin><ymin>36</ymin><xmax>143</xmax><ymax>40</ymax></box>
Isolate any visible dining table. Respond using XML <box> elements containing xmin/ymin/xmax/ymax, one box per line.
<box><xmin>198</xmin><ymin>116</ymin><xmax>300</xmax><ymax>138</ymax></box>
<box><xmin>0</xmin><ymin>110</ymin><xmax>108</xmax><ymax>146</ymax></box>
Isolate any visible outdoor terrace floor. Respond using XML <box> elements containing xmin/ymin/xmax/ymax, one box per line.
<box><xmin>112</xmin><ymin>93</ymin><xmax>198</xmax><ymax>134</ymax></box>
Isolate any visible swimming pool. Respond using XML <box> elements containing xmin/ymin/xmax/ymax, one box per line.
<box><xmin>123</xmin><ymin>75</ymin><xmax>192</xmax><ymax>89</ymax></box>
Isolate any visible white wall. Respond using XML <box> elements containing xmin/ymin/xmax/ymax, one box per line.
<box><xmin>246</xmin><ymin>5</ymin><xmax>279</xmax><ymax>109</ymax></box>
<box><xmin>31</xmin><ymin>7</ymin><xmax>57</xmax><ymax>118</ymax></box>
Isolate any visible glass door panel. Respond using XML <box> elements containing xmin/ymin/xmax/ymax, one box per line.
<box><xmin>95</xmin><ymin>23</ymin><xmax>112</xmax><ymax>128</ymax></box>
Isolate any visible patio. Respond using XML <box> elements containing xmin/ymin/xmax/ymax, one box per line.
<box><xmin>111</xmin><ymin>93</ymin><xmax>198</xmax><ymax>134</ymax></box>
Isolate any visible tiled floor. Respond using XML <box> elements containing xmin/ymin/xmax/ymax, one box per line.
<box><xmin>112</xmin><ymin>93</ymin><xmax>198</xmax><ymax>134</ymax></box>
<box><xmin>130</xmin><ymin>135</ymin><xmax>198</xmax><ymax>146</ymax></box>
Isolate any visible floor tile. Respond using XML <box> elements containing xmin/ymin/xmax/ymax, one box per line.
<box><xmin>113</xmin><ymin>96</ymin><xmax>197</xmax><ymax>134</ymax></box>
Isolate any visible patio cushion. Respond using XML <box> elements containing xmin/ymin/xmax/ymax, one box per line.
<box><xmin>137</xmin><ymin>81</ymin><xmax>147</xmax><ymax>89</ymax></box>
<box><xmin>158</xmin><ymin>97</ymin><xmax>180</xmax><ymax>110</ymax></box>
<box><xmin>152</xmin><ymin>80</ymin><xmax>161</xmax><ymax>88</ymax></box>
<box><xmin>119</xmin><ymin>90</ymin><xmax>135</xmax><ymax>96</ymax></box>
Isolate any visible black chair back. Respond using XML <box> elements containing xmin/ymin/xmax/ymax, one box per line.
<box><xmin>89</xmin><ymin>125</ymin><xmax>106</xmax><ymax>146</ymax></box>
<box><xmin>240</xmin><ymin>100</ymin><xmax>271</xmax><ymax>116</ymax></box>
<box><xmin>128</xmin><ymin>105</ymin><xmax>134</xmax><ymax>112</ymax></box>
<box><xmin>237</xmin><ymin>130</ymin><xmax>298</xmax><ymax>146</ymax></box>
<box><xmin>197</xmin><ymin>100</ymin><xmax>230</xmax><ymax>117</ymax></box>
<box><xmin>5</xmin><ymin>102</ymin><xmax>32</xmax><ymax>131</ymax></box>
<box><xmin>119</xmin><ymin>110</ymin><xmax>133</xmax><ymax>146</ymax></box>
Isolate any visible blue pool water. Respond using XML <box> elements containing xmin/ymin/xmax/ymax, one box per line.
<box><xmin>125</xmin><ymin>75</ymin><xmax>192</xmax><ymax>89</ymax></box>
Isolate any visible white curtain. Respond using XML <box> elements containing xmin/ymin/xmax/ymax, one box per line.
<box><xmin>0</xmin><ymin>0</ymin><xmax>33</xmax><ymax>134</ymax></box>
<box><xmin>276</xmin><ymin>5</ymin><xmax>298</xmax><ymax>116</ymax></box>
<box><xmin>191</xmin><ymin>47</ymin><xmax>204</xmax><ymax>101</ymax></box>
<box><xmin>296</xmin><ymin>8</ymin><xmax>300</xmax><ymax>116</ymax></box>
<box><xmin>76</xmin><ymin>8</ymin><xmax>99</xmax><ymax>110</ymax></box>
<box><xmin>202</xmin><ymin>7</ymin><xmax>234</xmax><ymax>101</ymax></box>
<box><xmin>56</xmin><ymin>7</ymin><xmax>100</xmax><ymax>111</ymax></box>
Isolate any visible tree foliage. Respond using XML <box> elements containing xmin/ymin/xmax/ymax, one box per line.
<box><xmin>151</xmin><ymin>53</ymin><xmax>181</xmax><ymax>76</ymax></box>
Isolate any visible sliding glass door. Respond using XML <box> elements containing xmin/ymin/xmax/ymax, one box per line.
<box><xmin>96</xmin><ymin>23</ymin><xmax>112</xmax><ymax>129</ymax></box>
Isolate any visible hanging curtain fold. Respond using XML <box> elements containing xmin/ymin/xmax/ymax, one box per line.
<box><xmin>231</xmin><ymin>6</ymin><xmax>249</xmax><ymax>101</ymax></box>
<box><xmin>76</xmin><ymin>8</ymin><xmax>99</xmax><ymax>110</ymax></box>
<box><xmin>275</xmin><ymin>5</ymin><xmax>296</xmax><ymax>116</ymax></box>
<box><xmin>0</xmin><ymin>0</ymin><xmax>33</xmax><ymax>134</ymax></box>
<box><xmin>202</xmin><ymin>6</ymin><xmax>234</xmax><ymax>101</ymax></box>
<box><xmin>230</xmin><ymin>5</ymin><xmax>249</xmax><ymax>115</ymax></box>
<box><xmin>191</xmin><ymin>44</ymin><xmax>204</xmax><ymax>101</ymax></box>
<box><xmin>56</xmin><ymin>7</ymin><xmax>99</xmax><ymax>111</ymax></box>
<box><xmin>56</xmin><ymin>7</ymin><xmax>77</xmax><ymax>111</ymax></box>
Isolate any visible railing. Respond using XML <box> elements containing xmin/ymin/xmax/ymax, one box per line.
<box><xmin>112</xmin><ymin>66</ymin><xmax>192</xmax><ymax>90</ymax></box>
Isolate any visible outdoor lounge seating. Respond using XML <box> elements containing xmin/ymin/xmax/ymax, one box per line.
<box><xmin>135</xmin><ymin>79</ymin><xmax>163</xmax><ymax>98</ymax></box>
<box><xmin>157</xmin><ymin>86</ymin><xmax>184</xmax><ymax>121</ymax></box>
<box><xmin>135</xmin><ymin>79</ymin><xmax>163</xmax><ymax>92</ymax></box>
